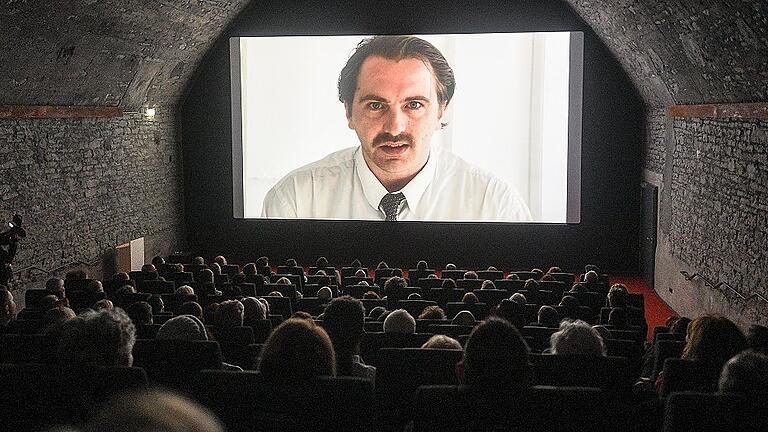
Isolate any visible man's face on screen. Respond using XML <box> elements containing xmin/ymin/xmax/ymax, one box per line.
<box><xmin>347</xmin><ymin>55</ymin><xmax>445</xmax><ymax>189</ymax></box>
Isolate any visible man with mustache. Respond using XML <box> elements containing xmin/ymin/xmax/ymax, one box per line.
<box><xmin>262</xmin><ymin>35</ymin><xmax>531</xmax><ymax>222</ymax></box>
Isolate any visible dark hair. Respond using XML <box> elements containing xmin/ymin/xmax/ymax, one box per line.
<box><xmin>322</xmin><ymin>296</ymin><xmax>365</xmax><ymax>376</ymax></box>
<box><xmin>258</xmin><ymin>318</ymin><xmax>336</xmax><ymax>382</ymax></box>
<box><xmin>418</xmin><ymin>305</ymin><xmax>447</xmax><ymax>320</ymax></box>
<box><xmin>462</xmin><ymin>318</ymin><xmax>530</xmax><ymax>390</ymax></box>
<box><xmin>492</xmin><ymin>299</ymin><xmax>527</xmax><ymax>331</ymax></box>
<box><xmin>126</xmin><ymin>301</ymin><xmax>153</xmax><ymax>325</ymax></box>
<box><xmin>338</xmin><ymin>36</ymin><xmax>456</xmax><ymax>117</ymax></box>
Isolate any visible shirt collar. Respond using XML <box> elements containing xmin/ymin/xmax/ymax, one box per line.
<box><xmin>354</xmin><ymin>146</ymin><xmax>437</xmax><ymax>214</ymax></box>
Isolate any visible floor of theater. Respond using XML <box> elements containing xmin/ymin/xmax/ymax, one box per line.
<box><xmin>613</xmin><ymin>274</ymin><xmax>676</xmax><ymax>341</ymax></box>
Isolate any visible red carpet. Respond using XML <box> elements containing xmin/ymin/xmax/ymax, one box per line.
<box><xmin>612</xmin><ymin>274</ymin><xmax>677</xmax><ymax>342</ymax></box>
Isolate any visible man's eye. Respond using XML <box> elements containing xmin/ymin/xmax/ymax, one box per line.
<box><xmin>368</xmin><ymin>102</ymin><xmax>384</xmax><ymax>110</ymax></box>
<box><xmin>406</xmin><ymin>101</ymin><xmax>423</xmax><ymax>109</ymax></box>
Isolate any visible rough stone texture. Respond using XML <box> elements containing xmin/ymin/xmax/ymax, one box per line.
<box><xmin>0</xmin><ymin>0</ymin><xmax>250</xmax><ymax>109</ymax></box>
<box><xmin>644</xmin><ymin>108</ymin><xmax>667</xmax><ymax>174</ymax></box>
<box><xmin>0</xmin><ymin>113</ymin><xmax>185</xmax><ymax>306</ymax></box>
<box><xmin>567</xmin><ymin>0</ymin><xmax>768</xmax><ymax>106</ymax></box>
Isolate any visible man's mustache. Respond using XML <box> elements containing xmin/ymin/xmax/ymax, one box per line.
<box><xmin>373</xmin><ymin>133</ymin><xmax>414</xmax><ymax>146</ymax></box>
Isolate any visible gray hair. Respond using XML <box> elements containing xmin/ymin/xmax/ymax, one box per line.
<box><xmin>157</xmin><ymin>315</ymin><xmax>208</xmax><ymax>341</ymax></box>
<box><xmin>58</xmin><ymin>308</ymin><xmax>136</xmax><ymax>367</ymax></box>
<box><xmin>550</xmin><ymin>319</ymin><xmax>606</xmax><ymax>356</ymax></box>
<box><xmin>383</xmin><ymin>309</ymin><xmax>416</xmax><ymax>334</ymax></box>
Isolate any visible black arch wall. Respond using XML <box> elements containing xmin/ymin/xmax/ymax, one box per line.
<box><xmin>181</xmin><ymin>0</ymin><xmax>644</xmax><ymax>271</ymax></box>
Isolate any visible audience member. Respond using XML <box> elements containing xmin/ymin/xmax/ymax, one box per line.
<box><xmin>383</xmin><ymin>309</ymin><xmax>416</xmax><ymax>334</ymax></box>
<box><xmin>316</xmin><ymin>256</ymin><xmax>330</xmax><ymax>268</ymax></box>
<box><xmin>441</xmin><ymin>278</ymin><xmax>457</xmax><ymax>289</ymax></box>
<box><xmin>584</xmin><ymin>270</ymin><xmax>599</xmax><ymax>284</ymax></box>
<box><xmin>416</xmin><ymin>260</ymin><xmax>428</xmax><ymax>270</ymax></box>
<box><xmin>509</xmin><ymin>292</ymin><xmax>527</xmax><ymax>305</ymax></box>
<box><xmin>291</xmin><ymin>311</ymin><xmax>313</xmax><ymax>320</ymax></box>
<box><xmin>45</xmin><ymin>277</ymin><xmax>65</xmax><ymax>296</ymax></box>
<box><xmin>57</xmin><ymin>308</ymin><xmax>136</xmax><ymax>368</ymax></box>
<box><xmin>209</xmin><ymin>263</ymin><xmax>222</xmax><ymax>276</ymax></box>
<box><xmin>530</xmin><ymin>268</ymin><xmax>543</xmax><ymax>280</ymax></box>
<box><xmin>93</xmin><ymin>299</ymin><xmax>113</xmax><ymax>310</ymax></box>
<box><xmin>151</xmin><ymin>256</ymin><xmax>165</xmax><ymax>266</ymax></box>
<box><xmin>452</xmin><ymin>310</ymin><xmax>475</xmax><ymax>326</ymax></box>
<box><xmin>192</xmin><ymin>256</ymin><xmax>205</xmax><ymax>265</ymax></box>
<box><xmin>506</xmin><ymin>273</ymin><xmax>520</xmax><ymax>280</ymax></box>
<box><xmin>418</xmin><ymin>305</ymin><xmax>447</xmax><ymax>320</ymax></box>
<box><xmin>461</xmin><ymin>292</ymin><xmax>478</xmax><ymax>304</ymax></box>
<box><xmin>607</xmin><ymin>307</ymin><xmax>628</xmax><ymax>328</ymax></box>
<box><xmin>493</xmin><ymin>299</ymin><xmax>528</xmax><ymax>331</ymax></box>
<box><xmin>607</xmin><ymin>283</ymin><xmax>629</xmax><ymax>307</ymax></box>
<box><xmin>126</xmin><ymin>301</ymin><xmax>154</xmax><ymax>325</ymax></box>
<box><xmin>363</xmin><ymin>291</ymin><xmax>380</xmax><ymax>299</ymax></box>
<box><xmin>746</xmin><ymin>324</ymin><xmax>768</xmax><ymax>354</ymax></box>
<box><xmin>40</xmin><ymin>294</ymin><xmax>60</xmax><ymax>310</ymax></box>
<box><xmin>350</xmin><ymin>258</ymin><xmax>362</xmax><ymax>268</ymax></box>
<box><xmin>214</xmin><ymin>300</ymin><xmax>244</xmax><ymax>328</ymax></box>
<box><xmin>480</xmin><ymin>280</ymin><xmax>496</xmax><ymax>290</ymax></box>
<box><xmin>407</xmin><ymin>293</ymin><xmax>421</xmax><ymax>300</ymax></box>
<box><xmin>317</xmin><ymin>286</ymin><xmax>333</xmax><ymax>301</ymax></box>
<box><xmin>113</xmin><ymin>272</ymin><xmax>130</xmax><ymax>282</ymax></box>
<box><xmin>41</xmin><ymin>306</ymin><xmax>76</xmax><ymax>333</ymax></box>
<box><xmin>444</xmin><ymin>263</ymin><xmax>457</xmax><ymax>270</ymax></box>
<box><xmin>569</xmin><ymin>283</ymin><xmax>587</xmax><ymax>293</ymax></box>
<box><xmin>457</xmin><ymin>317</ymin><xmax>531</xmax><ymax>391</ymax></box>
<box><xmin>377</xmin><ymin>261</ymin><xmax>388</xmax><ymax>269</ymax></box>
<box><xmin>463</xmin><ymin>271</ymin><xmax>478</xmax><ymax>280</ymax></box>
<box><xmin>258</xmin><ymin>318</ymin><xmax>336</xmax><ymax>383</ymax></box>
<box><xmin>175</xmin><ymin>285</ymin><xmax>195</xmax><ymax>296</ymax></box>
<box><xmin>84</xmin><ymin>280</ymin><xmax>104</xmax><ymax>294</ymax></box>
<box><xmin>422</xmin><ymin>334</ymin><xmax>462</xmax><ymax>350</ymax></box>
<box><xmin>213</xmin><ymin>256</ymin><xmax>227</xmax><ymax>266</ymax></box>
<box><xmin>550</xmin><ymin>319</ymin><xmax>606</xmax><ymax>356</ymax></box>
<box><xmin>84</xmin><ymin>389</ymin><xmax>224</xmax><ymax>432</ymax></box>
<box><xmin>241</xmin><ymin>296</ymin><xmax>266</xmax><ymax>322</ymax></box>
<box><xmin>321</xmin><ymin>296</ymin><xmax>375</xmax><ymax>383</ymax></box>
<box><xmin>368</xmin><ymin>306</ymin><xmax>386</xmax><ymax>319</ymax></box>
<box><xmin>537</xmin><ymin>305</ymin><xmax>560</xmax><ymax>328</ymax></box>
<box><xmin>148</xmin><ymin>295</ymin><xmax>165</xmax><ymax>314</ymax></box>
<box><xmin>718</xmin><ymin>350</ymin><xmax>768</xmax><ymax>400</ymax></box>
<box><xmin>0</xmin><ymin>287</ymin><xmax>17</xmax><ymax>328</ymax></box>
<box><xmin>156</xmin><ymin>314</ymin><xmax>208</xmax><ymax>341</ymax></box>
<box><xmin>559</xmin><ymin>295</ymin><xmax>579</xmax><ymax>308</ymax></box>
<box><xmin>383</xmin><ymin>276</ymin><xmax>407</xmax><ymax>302</ymax></box>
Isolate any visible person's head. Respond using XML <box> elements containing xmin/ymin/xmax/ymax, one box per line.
<box><xmin>383</xmin><ymin>309</ymin><xmax>416</xmax><ymax>334</ymax></box>
<box><xmin>444</xmin><ymin>263</ymin><xmax>457</xmax><ymax>270</ymax></box>
<box><xmin>584</xmin><ymin>264</ymin><xmax>600</xmax><ymax>274</ymax></box>
<box><xmin>350</xmin><ymin>258</ymin><xmax>362</xmax><ymax>267</ymax></box>
<box><xmin>416</xmin><ymin>260</ymin><xmax>428</xmax><ymax>270</ymax></box>
<box><xmin>258</xmin><ymin>318</ymin><xmax>336</xmax><ymax>382</ymax></box>
<box><xmin>256</xmin><ymin>297</ymin><xmax>270</xmax><ymax>316</ymax></box>
<box><xmin>458</xmin><ymin>317</ymin><xmax>530</xmax><ymax>390</ymax></box>
<box><xmin>215</xmin><ymin>300</ymin><xmax>244</xmax><ymax>328</ymax></box>
<box><xmin>45</xmin><ymin>277</ymin><xmax>65</xmax><ymax>295</ymax></box>
<box><xmin>255</xmin><ymin>256</ymin><xmax>269</xmax><ymax>267</ymax></box>
<box><xmin>670</xmin><ymin>316</ymin><xmax>691</xmax><ymax>334</ymax></box>
<box><xmin>40</xmin><ymin>294</ymin><xmax>60</xmax><ymax>311</ymax></box>
<box><xmin>569</xmin><ymin>283</ymin><xmax>587</xmax><ymax>293</ymax></box>
<box><xmin>493</xmin><ymin>299</ymin><xmax>528</xmax><ymax>331</ymax></box>
<box><xmin>607</xmin><ymin>283</ymin><xmax>629</xmax><ymax>308</ymax></box>
<box><xmin>117</xmin><ymin>285</ymin><xmax>136</xmax><ymax>295</ymax></box>
<box><xmin>550</xmin><ymin>319</ymin><xmax>606</xmax><ymax>356</ymax></box>
<box><xmin>192</xmin><ymin>256</ymin><xmax>205</xmax><ymax>265</ymax></box>
<box><xmin>559</xmin><ymin>295</ymin><xmax>579</xmax><ymax>308</ymax></box>
<box><xmin>368</xmin><ymin>306</ymin><xmax>386</xmax><ymax>319</ymax></box>
<box><xmin>317</xmin><ymin>286</ymin><xmax>333</xmax><ymax>301</ymax></box>
<box><xmin>57</xmin><ymin>308</ymin><xmax>136</xmax><ymax>368</ymax></box>
<box><xmin>242</xmin><ymin>263</ymin><xmax>257</xmax><ymax>276</ymax></box>
<box><xmin>480</xmin><ymin>280</ymin><xmax>496</xmax><ymax>290</ymax></box>
<box><xmin>291</xmin><ymin>311</ymin><xmax>313</xmax><ymax>320</ymax></box>
<box><xmin>418</xmin><ymin>305</ymin><xmax>446</xmax><ymax>320</ymax></box>
<box><xmin>461</xmin><ymin>292</ymin><xmax>478</xmax><ymax>304</ymax></box>
<box><xmin>746</xmin><ymin>324</ymin><xmax>768</xmax><ymax>354</ymax></box>
<box><xmin>113</xmin><ymin>272</ymin><xmax>130</xmax><ymax>282</ymax></box>
<box><xmin>285</xmin><ymin>258</ymin><xmax>298</xmax><ymax>267</ymax></box>
<box><xmin>84</xmin><ymin>280</ymin><xmax>104</xmax><ymax>294</ymax></box>
<box><xmin>441</xmin><ymin>278</ymin><xmax>457</xmax><ymax>289</ymax></box>
<box><xmin>93</xmin><ymin>299</ymin><xmax>114</xmax><ymax>311</ymax></box>
<box><xmin>65</xmin><ymin>269</ymin><xmax>87</xmax><ymax>280</ymax></box>
<box><xmin>339</xmin><ymin>36</ymin><xmax>454</xmax><ymax>190</ymax></box>
<box><xmin>126</xmin><ymin>301</ymin><xmax>153</xmax><ymax>325</ymax></box>
<box><xmin>383</xmin><ymin>276</ymin><xmax>407</xmax><ymax>295</ymax></box>
<box><xmin>174</xmin><ymin>263</ymin><xmax>184</xmax><ymax>273</ymax></box>
<box><xmin>41</xmin><ymin>306</ymin><xmax>76</xmax><ymax>332</ymax></box>
<box><xmin>268</xmin><ymin>291</ymin><xmax>283</xmax><ymax>297</ymax></box>
<box><xmin>452</xmin><ymin>310</ymin><xmax>475</xmax><ymax>326</ymax></box>
<box><xmin>363</xmin><ymin>290</ymin><xmax>380</xmax><ymax>299</ymax></box>
<box><xmin>275</xmin><ymin>276</ymin><xmax>292</xmax><ymax>285</ymax></box>
<box><xmin>407</xmin><ymin>292</ymin><xmax>421</xmax><ymax>300</ymax></box>
<box><xmin>175</xmin><ymin>285</ymin><xmax>195</xmax><ymax>296</ymax></box>
<box><xmin>322</xmin><ymin>296</ymin><xmax>366</xmax><ymax>374</ymax></box>
<box><xmin>84</xmin><ymin>390</ymin><xmax>224</xmax><ymax>432</ymax></box>
<box><xmin>506</xmin><ymin>273</ymin><xmax>520</xmax><ymax>281</ymax></box>
<box><xmin>718</xmin><ymin>350</ymin><xmax>768</xmax><ymax>400</ymax></box>
<box><xmin>151</xmin><ymin>256</ymin><xmax>165</xmax><ymax>266</ymax></box>
<box><xmin>0</xmin><ymin>288</ymin><xmax>17</xmax><ymax>325</ymax></box>
<box><xmin>156</xmin><ymin>315</ymin><xmax>208</xmax><ymax>341</ymax></box>
<box><xmin>524</xmin><ymin>278</ymin><xmax>540</xmax><ymax>291</ymax></box>
<box><xmin>463</xmin><ymin>271</ymin><xmax>478</xmax><ymax>280</ymax></box>
<box><xmin>584</xmin><ymin>270</ymin><xmax>599</xmax><ymax>283</ymax></box>
<box><xmin>357</xmin><ymin>280</ymin><xmax>369</xmax><ymax>286</ymax></box>
<box><xmin>541</xmin><ymin>273</ymin><xmax>554</xmax><ymax>281</ymax></box>
<box><xmin>547</xmin><ymin>266</ymin><xmax>562</xmax><ymax>274</ymax></box>
<box><xmin>241</xmin><ymin>296</ymin><xmax>267</xmax><ymax>321</ymax></box>
<box><xmin>148</xmin><ymin>295</ymin><xmax>164</xmax><ymax>314</ymax></box>
<box><xmin>141</xmin><ymin>264</ymin><xmax>157</xmax><ymax>274</ymax></box>
<box><xmin>213</xmin><ymin>255</ymin><xmax>227</xmax><ymax>266</ymax></box>
<box><xmin>682</xmin><ymin>315</ymin><xmax>747</xmax><ymax>372</ymax></box>
<box><xmin>530</xmin><ymin>268</ymin><xmax>544</xmax><ymax>280</ymax></box>
<box><xmin>198</xmin><ymin>269</ymin><xmax>214</xmax><ymax>285</ymax></box>
<box><xmin>355</xmin><ymin>268</ymin><xmax>367</xmax><ymax>278</ymax></box>
<box><xmin>537</xmin><ymin>305</ymin><xmax>560</xmax><ymax>328</ymax></box>
<box><xmin>422</xmin><ymin>334</ymin><xmax>462</xmax><ymax>350</ymax></box>
<box><xmin>316</xmin><ymin>256</ymin><xmax>329</xmax><ymax>268</ymax></box>
<box><xmin>510</xmin><ymin>292</ymin><xmax>527</xmax><ymax>305</ymax></box>
<box><xmin>209</xmin><ymin>262</ymin><xmax>222</xmax><ymax>276</ymax></box>
<box><xmin>179</xmin><ymin>302</ymin><xmax>203</xmax><ymax>320</ymax></box>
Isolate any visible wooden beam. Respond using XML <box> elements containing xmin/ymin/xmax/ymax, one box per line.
<box><xmin>668</xmin><ymin>102</ymin><xmax>768</xmax><ymax>120</ymax></box>
<box><xmin>0</xmin><ymin>106</ymin><xmax>123</xmax><ymax>119</ymax></box>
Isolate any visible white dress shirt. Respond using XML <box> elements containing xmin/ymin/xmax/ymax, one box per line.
<box><xmin>261</xmin><ymin>146</ymin><xmax>531</xmax><ymax>222</ymax></box>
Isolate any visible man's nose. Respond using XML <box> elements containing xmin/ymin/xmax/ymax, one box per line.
<box><xmin>382</xmin><ymin>107</ymin><xmax>407</xmax><ymax>136</ymax></box>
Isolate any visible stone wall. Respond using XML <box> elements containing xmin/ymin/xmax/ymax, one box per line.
<box><xmin>650</xmin><ymin>115</ymin><xmax>768</xmax><ymax>327</ymax></box>
<box><xmin>0</xmin><ymin>113</ymin><xmax>186</xmax><ymax>306</ymax></box>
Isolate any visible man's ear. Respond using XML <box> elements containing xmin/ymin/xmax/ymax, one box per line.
<box><xmin>345</xmin><ymin>102</ymin><xmax>354</xmax><ymax>129</ymax></box>
<box><xmin>436</xmin><ymin>102</ymin><xmax>448</xmax><ymax>130</ymax></box>
<box><xmin>455</xmin><ymin>360</ymin><xmax>465</xmax><ymax>384</ymax></box>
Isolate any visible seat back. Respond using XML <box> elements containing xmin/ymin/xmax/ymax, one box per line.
<box><xmin>0</xmin><ymin>333</ymin><xmax>53</xmax><ymax>363</ymax></box>
<box><xmin>194</xmin><ymin>371</ymin><xmax>377</xmax><ymax>432</ymax></box>
<box><xmin>663</xmin><ymin>391</ymin><xmax>767</xmax><ymax>432</ymax></box>
<box><xmin>659</xmin><ymin>358</ymin><xmax>720</xmax><ymax>397</ymax></box>
<box><xmin>376</xmin><ymin>348</ymin><xmax>463</xmax><ymax>430</ymax></box>
<box><xmin>529</xmin><ymin>354</ymin><xmax>634</xmax><ymax>394</ymax></box>
<box><xmin>131</xmin><ymin>339</ymin><xmax>222</xmax><ymax>393</ymax></box>
<box><xmin>472</xmin><ymin>289</ymin><xmax>509</xmax><ymax>308</ymax></box>
<box><xmin>263</xmin><ymin>295</ymin><xmax>293</xmax><ymax>319</ymax></box>
<box><xmin>394</xmin><ymin>299</ymin><xmax>435</xmax><ymax>318</ymax></box>
<box><xmin>359</xmin><ymin>332</ymin><xmax>433</xmax><ymax>366</ymax></box>
<box><xmin>427</xmin><ymin>324</ymin><xmax>475</xmax><ymax>338</ymax></box>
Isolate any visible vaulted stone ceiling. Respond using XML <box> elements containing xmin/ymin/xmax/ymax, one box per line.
<box><xmin>1</xmin><ymin>0</ymin><xmax>765</xmax><ymax>109</ymax></box>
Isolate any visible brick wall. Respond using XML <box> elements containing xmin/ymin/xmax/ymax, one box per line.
<box><xmin>0</xmin><ymin>113</ymin><xmax>185</xmax><ymax>304</ymax></box>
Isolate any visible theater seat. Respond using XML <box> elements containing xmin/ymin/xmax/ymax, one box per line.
<box><xmin>663</xmin><ymin>391</ymin><xmax>767</xmax><ymax>432</ymax></box>
<box><xmin>412</xmin><ymin>385</ymin><xmax>633</xmax><ymax>432</ymax></box>
<box><xmin>376</xmin><ymin>347</ymin><xmax>463</xmax><ymax>431</ymax></box>
<box><xmin>529</xmin><ymin>354</ymin><xmax>634</xmax><ymax>394</ymax></box>
<box><xmin>193</xmin><ymin>370</ymin><xmax>377</xmax><ymax>432</ymax></box>
<box><xmin>359</xmin><ymin>332</ymin><xmax>433</xmax><ymax>367</ymax></box>
<box><xmin>131</xmin><ymin>339</ymin><xmax>222</xmax><ymax>394</ymax></box>
<box><xmin>658</xmin><ymin>358</ymin><xmax>720</xmax><ymax>397</ymax></box>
